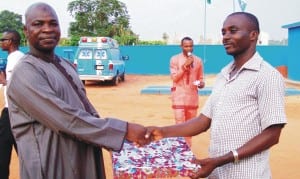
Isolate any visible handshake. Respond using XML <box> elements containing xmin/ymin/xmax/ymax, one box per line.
<box><xmin>125</xmin><ymin>123</ymin><xmax>164</xmax><ymax>147</ymax></box>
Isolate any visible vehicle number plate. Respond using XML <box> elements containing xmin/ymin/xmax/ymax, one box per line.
<box><xmin>95</xmin><ymin>65</ymin><xmax>104</xmax><ymax>70</ymax></box>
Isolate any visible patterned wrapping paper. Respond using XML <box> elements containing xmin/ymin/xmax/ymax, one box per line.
<box><xmin>112</xmin><ymin>137</ymin><xmax>201</xmax><ymax>178</ymax></box>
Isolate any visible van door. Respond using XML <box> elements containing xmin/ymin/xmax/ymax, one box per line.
<box><xmin>77</xmin><ymin>48</ymin><xmax>95</xmax><ymax>75</ymax></box>
<box><xmin>94</xmin><ymin>48</ymin><xmax>109</xmax><ymax>75</ymax></box>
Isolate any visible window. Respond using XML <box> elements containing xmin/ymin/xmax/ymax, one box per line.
<box><xmin>94</xmin><ymin>49</ymin><xmax>108</xmax><ymax>60</ymax></box>
<box><xmin>78</xmin><ymin>49</ymin><xmax>93</xmax><ymax>59</ymax></box>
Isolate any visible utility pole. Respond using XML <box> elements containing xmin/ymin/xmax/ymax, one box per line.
<box><xmin>233</xmin><ymin>0</ymin><xmax>236</xmax><ymax>12</ymax></box>
<box><xmin>203</xmin><ymin>0</ymin><xmax>210</xmax><ymax>64</ymax></box>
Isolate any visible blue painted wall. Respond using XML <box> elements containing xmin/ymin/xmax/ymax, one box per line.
<box><xmin>0</xmin><ymin>45</ymin><xmax>288</xmax><ymax>75</ymax></box>
<box><xmin>282</xmin><ymin>22</ymin><xmax>300</xmax><ymax>81</ymax></box>
<box><xmin>120</xmin><ymin>45</ymin><xmax>287</xmax><ymax>75</ymax></box>
<box><xmin>287</xmin><ymin>28</ymin><xmax>300</xmax><ymax>80</ymax></box>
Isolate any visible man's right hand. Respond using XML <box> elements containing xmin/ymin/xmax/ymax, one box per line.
<box><xmin>145</xmin><ymin>126</ymin><xmax>164</xmax><ymax>141</ymax></box>
<box><xmin>182</xmin><ymin>56</ymin><xmax>194</xmax><ymax>70</ymax></box>
<box><xmin>0</xmin><ymin>71</ymin><xmax>6</xmax><ymax>85</ymax></box>
<box><xmin>126</xmin><ymin>123</ymin><xmax>151</xmax><ymax>147</ymax></box>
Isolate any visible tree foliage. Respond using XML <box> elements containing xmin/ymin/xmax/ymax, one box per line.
<box><xmin>67</xmin><ymin>0</ymin><xmax>138</xmax><ymax>45</ymax></box>
<box><xmin>0</xmin><ymin>10</ymin><xmax>26</xmax><ymax>46</ymax></box>
<box><xmin>137</xmin><ymin>40</ymin><xmax>167</xmax><ymax>45</ymax></box>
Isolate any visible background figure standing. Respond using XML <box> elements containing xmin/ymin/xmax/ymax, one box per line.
<box><xmin>0</xmin><ymin>29</ymin><xmax>23</xmax><ymax>179</ymax></box>
<box><xmin>170</xmin><ymin>36</ymin><xmax>205</xmax><ymax>147</ymax></box>
<box><xmin>147</xmin><ymin>12</ymin><xmax>287</xmax><ymax>179</ymax></box>
<box><xmin>7</xmin><ymin>3</ymin><xmax>149</xmax><ymax>179</ymax></box>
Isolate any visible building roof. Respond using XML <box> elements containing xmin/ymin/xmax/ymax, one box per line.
<box><xmin>282</xmin><ymin>21</ymin><xmax>300</xmax><ymax>29</ymax></box>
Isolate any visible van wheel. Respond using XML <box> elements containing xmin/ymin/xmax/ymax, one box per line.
<box><xmin>112</xmin><ymin>76</ymin><xmax>120</xmax><ymax>86</ymax></box>
<box><xmin>120</xmin><ymin>73</ymin><xmax>125</xmax><ymax>81</ymax></box>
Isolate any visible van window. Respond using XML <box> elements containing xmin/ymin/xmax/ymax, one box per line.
<box><xmin>94</xmin><ymin>49</ymin><xmax>108</xmax><ymax>60</ymax></box>
<box><xmin>78</xmin><ymin>49</ymin><xmax>93</xmax><ymax>59</ymax></box>
<box><xmin>110</xmin><ymin>48</ymin><xmax>121</xmax><ymax>60</ymax></box>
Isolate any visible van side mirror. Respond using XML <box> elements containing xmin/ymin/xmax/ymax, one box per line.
<box><xmin>122</xmin><ymin>55</ymin><xmax>129</xmax><ymax>61</ymax></box>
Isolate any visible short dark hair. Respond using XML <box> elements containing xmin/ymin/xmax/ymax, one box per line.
<box><xmin>228</xmin><ymin>12</ymin><xmax>260</xmax><ymax>33</ymax></box>
<box><xmin>181</xmin><ymin>36</ymin><xmax>193</xmax><ymax>45</ymax></box>
<box><xmin>3</xmin><ymin>29</ymin><xmax>22</xmax><ymax>46</ymax></box>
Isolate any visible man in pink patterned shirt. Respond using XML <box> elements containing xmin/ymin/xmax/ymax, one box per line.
<box><xmin>170</xmin><ymin>37</ymin><xmax>205</xmax><ymax>147</ymax></box>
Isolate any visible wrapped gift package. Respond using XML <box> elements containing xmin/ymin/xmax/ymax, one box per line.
<box><xmin>112</xmin><ymin>137</ymin><xmax>201</xmax><ymax>178</ymax></box>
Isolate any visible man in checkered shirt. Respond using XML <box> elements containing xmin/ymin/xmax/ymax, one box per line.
<box><xmin>146</xmin><ymin>12</ymin><xmax>287</xmax><ymax>179</ymax></box>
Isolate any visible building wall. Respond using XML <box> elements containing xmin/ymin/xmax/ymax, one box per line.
<box><xmin>114</xmin><ymin>45</ymin><xmax>287</xmax><ymax>75</ymax></box>
<box><xmin>287</xmin><ymin>28</ymin><xmax>300</xmax><ymax>80</ymax></box>
<box><xmin>0</xmin><ymin>45</ymin><xmax>288</xmax><ymax>75</ymax></box>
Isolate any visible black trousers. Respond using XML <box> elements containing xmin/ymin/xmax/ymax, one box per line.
<box><xmin>0</xmin><ymin>108</ymin><xmax>17</xmax><ymax>179</ymax></box>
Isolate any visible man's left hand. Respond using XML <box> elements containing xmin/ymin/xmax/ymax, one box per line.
<box><xmin>197</xmin><ymin>81</ymin><xmax>205</xmax><ymax>89</ymax></box>
<box><xmin>189</xmin><ymin>157</ymin><xmax>218</xmax><ymax>179</ymax></box>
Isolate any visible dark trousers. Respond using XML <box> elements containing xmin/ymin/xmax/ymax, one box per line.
<box><xmin>0</xmin><ymin>108</ymin><xmax>17</xmax><ymax>179</ymax></box>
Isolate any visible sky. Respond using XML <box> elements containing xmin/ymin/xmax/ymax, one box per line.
<box><xmin>1</xmin><ymin>0</ymin><xmax>299</xmax><ymax>43</ymax></box>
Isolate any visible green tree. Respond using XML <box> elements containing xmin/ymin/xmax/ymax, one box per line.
<box><xmin>137</xmin><ymin>40</ymin><xmax>167</xmax><ymax>45</ymax></box>
<box><xmin>0</xmin><ymin>10</ymin><xmax>26</xmax><ymax>46</ymax></box>
<box><xmin>68</xmin><ymin>0</ymin><xmax>138</xmax><ymax>45</ymax></box>
<box><xmin>113</xmin><ymin>33</ymin><xmax>138</xmax><ymax>45</ymax></box>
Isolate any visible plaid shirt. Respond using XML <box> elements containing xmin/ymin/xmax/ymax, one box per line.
<box><xmin>202</xmin><ymin>52</ymin><xmax>287</xmax><ymax>179</ymax></box>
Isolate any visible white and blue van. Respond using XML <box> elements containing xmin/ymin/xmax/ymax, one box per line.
<box><xmin>74</xmin><ymin>37</ymin><xmax>128</xmax><ymax>85</ymax></box>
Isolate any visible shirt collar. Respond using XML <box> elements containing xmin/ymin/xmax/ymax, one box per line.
<box><xmin>221</xmin><ymin>52</ymin><xmax>263</xmax><ymax>79</ymax></box>
<box><xmin>242</xmin><ymin>52</ymin><xmax>263</xmax><ymax>71</ymax></box>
